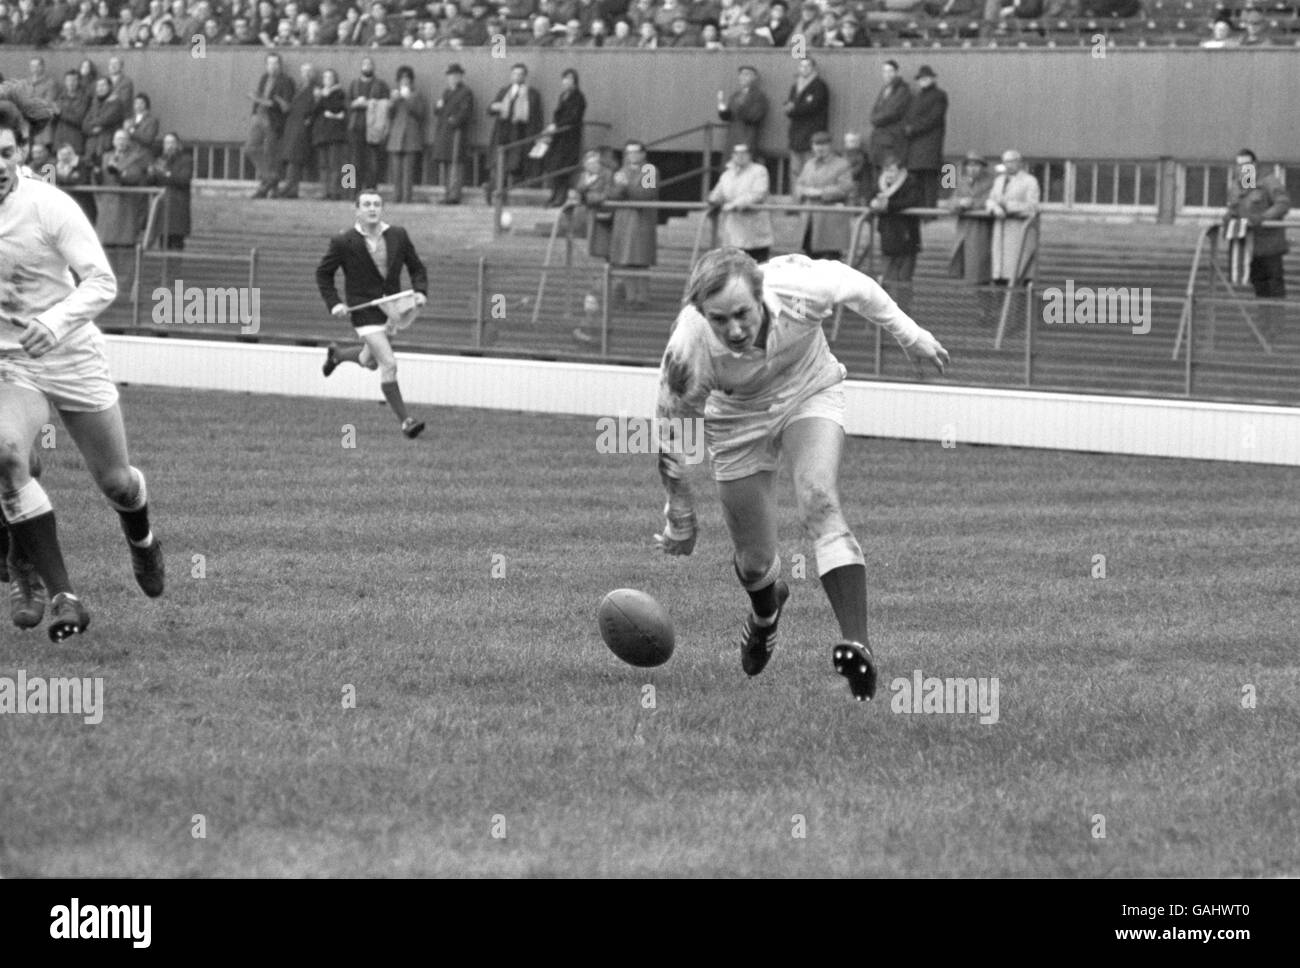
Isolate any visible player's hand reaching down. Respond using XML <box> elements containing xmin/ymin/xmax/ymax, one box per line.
<box><xmin>330</xmin><ymin>303</ymin><xmax>348</xmax><ymax>318</ymax></box>
<box><xmin>654</xmin><ymin>503</ymin><xmax>697</xmax><ymax>556</ymax></box>
<box><xmin>904</xmin><ymin>330</ymin><xmax>950</xmax><ymax>375</ymax></box>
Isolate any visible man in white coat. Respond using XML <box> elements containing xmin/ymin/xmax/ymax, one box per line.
<box><xmin>707</xmin><ymin>143</ymin><xmax>774</xmax><ymax>263</ymax></box>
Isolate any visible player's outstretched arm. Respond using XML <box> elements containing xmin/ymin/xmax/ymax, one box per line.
<box><xmin>652</xmin><ymin>325</ymin><xmax>711</xmax><ymax>557</ymax></box>
<box><xmin>826</xmin><ymin>260</ymin><xmax>950</xmax><ymax>375</ymax></box>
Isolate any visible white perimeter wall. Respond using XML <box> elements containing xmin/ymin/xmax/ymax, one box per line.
<box><xmin>104</xmin><ymin>337</ymin><xmax>1300</xmax><ymax>467</ymax></box>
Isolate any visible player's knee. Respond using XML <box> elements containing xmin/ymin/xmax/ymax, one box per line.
<box><xmin>734</xmin><ymin>552</ymin><xmax>779</xmax><ymax>589</ymax></box>
<box><xmin>95</xmin><ymin>464</ymin><xmax>136</xmax><ymax>505</ymax></box>
<box><xmin>379</xmin><ymin>361</ymin><xmax>398</xmax><ymax>382</ymax></box>
<box><xmin>0</xmin><ymin>437</ymin><xmax>31</xmax><ymax>484</ymax></box>
<box><xmin>796</xmin><ymin>476</ymin><xmax>842</xmax><ymax>530</ymax></box>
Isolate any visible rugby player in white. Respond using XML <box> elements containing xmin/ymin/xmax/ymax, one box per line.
<box><xmin>0</xmin><ymin>87</ymin><xmax>164</xmax><ymax>642</ymax></box>
<box><xmin>653</xmin><ymin>248</ymin><xmax>948</xmax><ymax>700</ymax></box>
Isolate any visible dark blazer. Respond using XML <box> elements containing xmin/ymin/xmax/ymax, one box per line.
<box><xmin>315</xmin><ymin>225</ymin><xmax>429</xmax><ymax>329</ymax></box>
<box><xmin>785</xmin><ymin>76</ymin><xmax>829</xmax><ymax>153</ymax></box>
<box><xmin>149</xmin><ymin>148</ymin><xmax>193</xmax><ymax>240</ymax></box>
<box><xmin>53</xmin><ymin>88</ymin><xmax>91</xmax><ymax>154</ymax></box>
<box><xmin>902</xmin><ymin>85</ymin><xmax>948</xmax><ymax>172</ymax></box>
<box><xmin>428</xmin><ymin>83</ymin><xmax>475</xmax><ymax>161</ymax></box>
<box><xmin>545</xmin><ymin>87</ymin><xmax>587</xmax><ymax>175</ymax></box>
<box><xmin>876</xmin><ymin>173</ymin><xmax>924</xmax><ymax>257</ymax></box>
<box><xmin>311</xmin><ymin>86</ymin><xmax>348</xmax><ymax>147</ymax></box>
<box><xmin>127</xmin><ymin>111</ymin><xmax>160</xmax><ymax>158</ymax></box>
<box><xmin>869</xmin><ymin>78</ymin><xmax>912</xmax><ymax>168</ymax></box>
<box><xmin>718</xmin><ymin>85</ymin><xmax>768</xmax><ymax>155</ymax></box>
<box><xmin>488</xmin><ymin>83</ymin><xmax>545</xmax><ymax>167</ymax></box>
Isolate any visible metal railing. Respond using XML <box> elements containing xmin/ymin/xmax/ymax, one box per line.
<box><xmin>490</xmin><ymin>120</ymin><xmax>612</xmax><ymax>234</ymax></box>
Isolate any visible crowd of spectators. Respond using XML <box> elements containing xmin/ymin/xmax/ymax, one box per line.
<box><xmin>0</xmin><ymin>0</ymin><xmax>1290</xmax><ymax>51</ymax></box>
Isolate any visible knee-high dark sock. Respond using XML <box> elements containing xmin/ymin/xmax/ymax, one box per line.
<box><xmin>337</xmin><ymin>344</ymin><xmax>366</xmax><ymax>365</ymax></box>
<box><xmin>820</xmin><ymin>564</ymin><xmax>869</xmax><ymax>644</ymax></box>
<box><xmin>112</xmin><ymin>468</ymin><xmax>152</xmax><ymax>545</ymax></box>
<box><xmin>734</xmin><ymin>558</ymin><xmax>779</xmax><ymax>621</ymax></box>
<box><xmin>0</xmin><ymin>515</ymin><xmax>9</xmax><ymax>581</ymax></box>
<box><xmin>380</xmin><ymin>380</ymin><xmax>410</xmax><ymax>423</ymax></box>
<box><xmin>9</xmin><ymin>512</ymin><xmax>74</xmax><ymax>597</ymax></box>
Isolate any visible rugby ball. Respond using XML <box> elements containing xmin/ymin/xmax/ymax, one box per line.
<box><xmin>598</xmin><ymin>589</ymin><xmax>675</xmax><ymax>668</ymax></box>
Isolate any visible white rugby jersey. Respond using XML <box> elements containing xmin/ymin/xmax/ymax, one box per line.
<box><xmin>656</xmin><ymin>254</ymin><xmax>928</xmax><ymax>427</ymax></box>
<box><xmin>0</xmin><ymin>175</ymin><xmax>117</xmax><ymax>352</ymax></box>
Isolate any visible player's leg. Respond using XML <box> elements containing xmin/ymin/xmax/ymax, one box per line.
<box><xmin>783</xmin><ymin>413</ymin><xmax>877</xmax><ymax>700</ymax></box>
<box><xmin>0</xmin><ymin>383</ymin><xmax>81</xmax><ymax>637</ymax></box>
<box><xmin>322</xmin><ymin>340</ymin><xmax>368</xmax><ymax>376</ymax></box>
<box><xmin>717</xmin><ymin>469</ymin><xmax>790</xmax><ymax>676</ymax></box>
<box><xmin>361</xmin><ymin>330</ymin><xmax>424</xmax><ymax>438</ymax></box>
<box><xmin>59</xmin><ymin>403</ymin><xmax>164</xmax><ymax>598</ymax></box>
<box><xmin>0</xmin><ymin>438</ymin><xmax>49</xmax><ymax>629</ymax></box>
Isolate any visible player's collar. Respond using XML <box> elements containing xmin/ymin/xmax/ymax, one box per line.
<box><xmin>354</xmin><ymin>220</ymin><xmax>390</xmax><ymax>237</ymax></box>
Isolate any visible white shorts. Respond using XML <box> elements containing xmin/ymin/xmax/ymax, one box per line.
<box><xmin>354</xmin><ymin>322</ymin><xmax>398</xmax><ymax>339</ymax></box>
<box><xmin>706</xmin><ymin>383</ymin><xmax>846</xmax><ymax>482</ymax></box>
<box><xmin>0</xmin><ymin>329</ymin><xmax>118</xmax><ymax>413</ymax></box>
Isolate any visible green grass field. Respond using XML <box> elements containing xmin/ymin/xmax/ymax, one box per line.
<box><xmin>1</xmin><ymin>385</ymin><xmax>1296</xmax><ymax>877</ymax></box>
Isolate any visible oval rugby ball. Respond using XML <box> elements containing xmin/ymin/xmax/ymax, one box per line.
<box><xmin>598</xmin><ymin>588</ymin><xmax>676</xmax><ymax>668</ymax></box>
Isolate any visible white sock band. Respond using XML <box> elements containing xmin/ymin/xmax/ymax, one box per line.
<box><xmin>735</xmin><ymin>553</ymin><xmax>781</xmax><ymax>592</ymax></box>
<box><xmin>814</xmin><ymin>531</ymin><xmax>864</xmax><ymax>576</ymax></box>
<box><xmin>1</xmin><ymin>479</ymin><xmax>53</xmax><ymax>524</ymax></box>
<box><xmin>108</xmin><ymin>466</ymin><xmax>147</xmax><ymax>513</ymax></box>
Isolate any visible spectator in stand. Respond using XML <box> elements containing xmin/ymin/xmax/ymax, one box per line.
<box><xmin>665</xmin><ymin>14</ymin><xmax>699</xmax><ymax>44</ymax></box>
<box><xmin>785</xmin><ymin>57</ymin><xmax>830</xmax><ymax>186</ymax></box>
<box><xmin>1239</xmin><ymin>5</ymin><xmax>1274</xmax><ymax>45</ymax></box>
<box><xmin>54</xmin><ymin>142</ymin><xmax>97</xmax><ymax>223</ymax></box>
<box><xmin>902</xmin><ymin>65</ymin><xmax>946</xmax><ymax>209</ymax></box>
<box><xmin>97</xmin><ymin>127</ymin><xmax>151</xmax><ymax>277</ymax></box>
<box><xmin>106</xmin><ymin>57</ymin><xmax>134</xmax><ymax>111</ymax></box>
<box><xmin>688</xmin><ymin>0</ymin><xmax>722</xmax><ymax>29</ymax></box>
<box><xmin>655</xmin><ymin>0</ymin><xmax>686</xmax><ymax>30</ymax></box>
<box><xmin>82</xmin><ymin>76</ymin><xmax>123</xmax><ymax>170</ymax></box>
<box><xmin>869</xmin><ymin>153</ymin><xmax>924</xmax><ymax>315</ymax></box>
<box><xmin>23</xmin><ymin>61</ymin><xmax>56</xmax><ymax>153</ymax></box>
<box><xmin>528</xmin><ymin>13</ymin><xmax>557</xmax><ymax>42</ymax></box>
<box><xmin>542</xmin><ymin>67</ymin><xmax>586</xmax><ymax>207</ymax></box>
<box><xmin>868</xmin><ymin>60</ymin><xmax>910</xmax><ymax>193</ymax></box>
<box><xmin>790</xmin><ymin>2</ymin><xmax>825</xmax><ymax>48</ymax></box>
<box><xmin>572</xmin><ymin>147</ymin><xmax>615</xmax><ymax>262</ymax></box>
<box><xmin>317</xmin><ymin>0</ymin><xmax>344</xmax><ymax>43</ymax></box>
<box><xmin>608</xmin><ymin>17</ymin><xmax>636</xmax><ymax>43</ymax></box>
<box><xmin>584</xmin><ymin>17</ymin><xmax>609</xmax><ymax>43</ymax></box>
<box><xmin>148</xmin><ymin>131</ymin><xmax>192</xmax><ymax>249</ymax></box>
<box><xmin>555</xmin><ymin>16</ymin><xmax>585</xmax><ymax>44</ymax></box>
<box><xmin>985</xmin><ymin>148</ymin><xmax>1039</xmax><ymax>310</ymax></box>
<box><xmin>464</xmin><ymin>0</ymin><xmax>493</xmax><ymax>43</ymax></box>
<box><xmin>124</xmin><ymin>94</ymin><xmax>160</xmax><ymax>160</ymax></box>
<box><xmin>248</xmin><ymin>52</ymin><xmax>294</xmax><ymax>199</ymax></box>
<box><xmin>728</xmin><ymin>13</ymin><xmax>765</xmax><ymax>45</ymax></box>
<box><xmin>756</xmin><ymin>0</ymin><xmax>792</xmax><ymax>45</ymax></box>
<box><xmin>627</xmin><ymin>0</ymin><xmax>655</xmax><ymax>28</ymax></box>
<box><xmin>429</xmin><ymin>63</ymin><xmax>474</xmax><ymax>205</ymax></box>
<box><xmin>717</xmin><ymin>65</ymin><xmax>769</xmax><ymax>158</ymax></box>
<box><xmin>709</xmin><ymin>142</ymin><xmax>774</xmax><ymax>263</ymax></box>
<box><xmin>76</xmin><ymin>59</ymin><xmax>99</xmax><ymax>95</ymax></box>
<box><xmin>794</xmin><ymin>130</ymin><xmax>853</xmax><ymax>261</ymax></box>
<box><xmin>1200</xmin><ymin>19</ymin><xmax>1237</xmax><ymax>48</ymax></box>
<box><xmin>312</xmin><ymin>67</ymin><xmax>348</xmax><ymax>201</ymax></box>
<box><xmin>51</xmin><ymin>71</ymin><xmax>89</xmax><ymax>156</ymax></box>
<box><xmin>1225</xmin><ymin>149</ymin><xmax>1291</xmax><ymax>340</ymax></box>
<box><xmin>486</xmin><ymin>62</ymin><xmax>543</xmax><ymax>204</ymax></box>
<box><xmin>347</xmin><ymin>56</ymin><xmax>390</xmax><ymax>195</ymax></box>
<box><xmin>700</xmin><ymin>21</ymin><xmax>725</xmax><ymax>46</ymax></box>
<box><xmin>607</xmin><ymin>139</ymin><xmax>659</xmax><ymax>308</ymax></box>
<box><xmin>386</xmin><ymin>65</ymin><xmax>425</xmax><ymax>204</ymax></box>
<box><xmin>637</xmin><ymin>19</ymin><xmax>660</xmax><ymax>44</ymax></box>
<box><xmin>843</xmin><ymin>130</ymin><xmax>868</xmax><ymax>206</ymax></box>
<box><xmin>943</xmin><ymin>150</ymin><xmax>995</xmax><ymax>287</ymax></box>
<box><xmin>831</xmin><ymin>13</ymin><xmax>871</xmax><ymax>46</ymax></box>
<box><xmin>227</xmin><ymin>16</ymin><xmax>258</xmax><ymax>44</ymax></box>
<box><xmin>719</xmin><ymin>0</ymin><xmax>744</xmax><ymax>37</ymax></box>
<box><xmin>278</xmin><ymin>62</ymin><xmax>318</xmax><ymax>200</ymax></box>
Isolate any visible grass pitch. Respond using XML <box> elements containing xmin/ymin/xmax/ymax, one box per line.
<box><xmin>0</xmin><ymin>385</ymin><xmax>1296</xmax><ymax>877</ymax></box>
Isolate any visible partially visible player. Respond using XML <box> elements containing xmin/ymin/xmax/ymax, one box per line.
<box><xmin>315</xmin><ymin>190</ymin><xmax>429</xmax><ymax>439</ymax></box>
<box><xmin>0</xmin><ymin>84</ymin><xmax>164</xmax><ymax>642</ymax></box>
<box><xmin>652</xmin><ymin>247</ymin><xmax>948</xmax><ymax>701</ymax></box>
